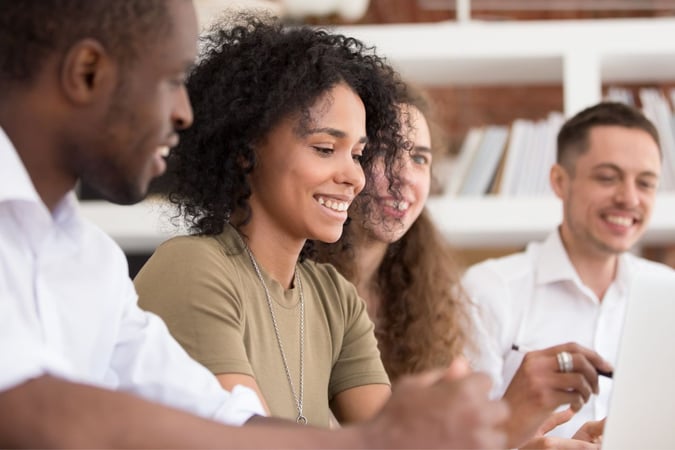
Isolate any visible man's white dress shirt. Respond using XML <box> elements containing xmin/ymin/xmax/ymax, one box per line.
<box><xmin>0</xmin><ymin>127</ymin><xmax>265</xmax><ymax>426</ymax></box>
<box><xmin>463</xmin><ymin>230</ymin><xmax>674</xmax><ymax>438</ymax></box>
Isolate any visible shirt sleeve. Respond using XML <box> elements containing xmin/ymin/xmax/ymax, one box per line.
<box><xmin>0</xmin><ymin>224</ymin><xmax>74</xmax><ymax>392</ymax></box>
<box><xmin>134</xmin><ymin>237</ymin><xmax>254</xmax><ymax>376</ymax></box>
<box><xmin>462</xmin><ymin>262</ymin><xmax>515</xmax><ymax>398</ymax></box>
<box><xmin>322</xmin><ymin>265</ymin><xmax>390</xmax><ymax>398</ymax></box>
<box><xmin>0</xmin><ymin>290</ymin><xmax>73</xmax><ymax>391</ymax></box>
<box><xmin>116</xmin><ymin>255</ymin><xmax>264</xmax><ymax>425</ymax></box>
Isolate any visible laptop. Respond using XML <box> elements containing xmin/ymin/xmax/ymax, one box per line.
<box><xmin>602</xmin><ymin>269</ymin><xmax>675</xmax><ymax>449</ymax></box>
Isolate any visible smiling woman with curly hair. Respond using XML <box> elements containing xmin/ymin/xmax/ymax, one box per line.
<box><xmin>134</xmin><ymin>13</ymin><xmax>409</xmax><ymax>427</ymax></box>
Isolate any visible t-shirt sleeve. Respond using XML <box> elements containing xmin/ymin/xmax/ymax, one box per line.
<box><xmin>321</xmin><ymin>265</ymin><xmax>390</xmax><ymax>398</ymax></box>
<box><xmin>134</xmin><ymin>237</ymin><xmax>253</xmax><ymax>377</ymax></box>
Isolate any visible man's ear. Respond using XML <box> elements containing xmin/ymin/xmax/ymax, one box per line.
<box><xmin>60</xmin><ymin>38</ymin><xmax>116</xmax><ymax>104</ymax></box>
<box><xmin>549</xmin><ymin>163</ymin><xmax>568</xmax><ymax>199</ymax></box>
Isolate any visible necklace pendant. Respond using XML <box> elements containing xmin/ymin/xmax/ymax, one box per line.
<box><xmin>296</xmin><ymin>415</ymin><xmax>307</xmax><ymax>425</ymax></box>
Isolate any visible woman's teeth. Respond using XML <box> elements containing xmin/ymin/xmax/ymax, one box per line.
<box><xmin>317</xmin><ymin>197</ymin><xmax>349</xmax><ymax>212</ymax></box>
<box><xmin>384</xmin><ymin>199</ymin><xmax>409</xmax><ymax>211</ymax></box>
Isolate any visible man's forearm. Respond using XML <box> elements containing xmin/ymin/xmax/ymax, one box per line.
<box><xmin>0</xmin><ymin>376</ymin><xmax>364</xmax><ymax>449</ymax></box>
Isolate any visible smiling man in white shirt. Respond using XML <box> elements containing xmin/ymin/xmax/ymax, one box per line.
<box><xmin>464</xmin><ymin>101</ymin><xmax>675</xmax><ymax>445</ymax></box>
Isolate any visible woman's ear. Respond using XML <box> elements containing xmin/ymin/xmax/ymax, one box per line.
<box><xmin>237</xmin><ymin>146</ymin><xmax>255</xmax><ymax>172</ymax></box>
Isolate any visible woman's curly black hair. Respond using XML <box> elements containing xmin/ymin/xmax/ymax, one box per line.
<box><xmin>166</xmin><ymin>13</ymin><xmax>408</xmax><ymax>259</ymax></box>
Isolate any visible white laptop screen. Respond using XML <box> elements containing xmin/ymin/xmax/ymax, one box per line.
<box><xmin>602</xmin><ymin>269</ymin><xmax>675</xmax><ymax>449</ymax></box>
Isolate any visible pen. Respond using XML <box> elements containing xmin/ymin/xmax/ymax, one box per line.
<box><xmin>511</xmin><ymin>344</ymin><xmax>613</xmax><ymax>378</ymax></box>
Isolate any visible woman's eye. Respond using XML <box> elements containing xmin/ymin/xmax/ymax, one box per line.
<box><xmin>169</xmin><ymin>75</ymin><xmax>187</xmax><ymax>88</ymax></box>
<box><xmin>353</xmin><ymin>153</ymin><xmax>363</xmax><ymax>163</ymax></box>
<box><xmin>411</xmin><ymin>153</ymin><xmax>429</xmax><ymax>165</ymax></box>
<box><xmin>313</xmin><ymin>146</ymin><xmax>333</xmax><ymax>155</ymax></box>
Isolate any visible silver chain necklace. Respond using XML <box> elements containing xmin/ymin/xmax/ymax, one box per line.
<box><xmin>242</xmin><ymin>243</ymin><xmax>307</xmax><ymax>425</ymax></box>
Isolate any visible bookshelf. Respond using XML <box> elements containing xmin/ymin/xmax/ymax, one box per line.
<box><xmin>334</xmin><ymin>17</ymin><xmax>675</xmax><ymax>116</ymax></box>
<box><xmin>79</xmin><ymin>17</ymin><xmax>675</xmax><ymax>255</ymax></box>
<box><xmin>81</xmin><ymin>194</ymin><xmax>675</xmax><ymax>252</ymax></box>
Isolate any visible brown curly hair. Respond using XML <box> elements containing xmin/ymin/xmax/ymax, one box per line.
<box><xmin>313</xmin><ymin>87</ymin><xmax>474</xmax><ymax>381</ymax></box>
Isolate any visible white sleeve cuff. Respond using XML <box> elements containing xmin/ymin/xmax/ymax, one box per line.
<box><xmin>213</xmin><ymin>384</ymin><xmax>267</xmax><ymax>426</ymax></box>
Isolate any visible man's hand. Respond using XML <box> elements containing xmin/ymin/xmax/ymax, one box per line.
<box><xmin>502</xmin><ymin>342</ymin><xmax>613</xmax><ymax>447</ymax></box>
<box><xmin>520</xmin><ymin>413</ymin><xmax>605</xmax><ymax>450</ymax></box>
<box><xmin>572</xmin><ymin>418</ymin><xmax>604</xmax><ymax>444</ymax></box>
<box><xmin>362</xmin><ymin>359</ymin><xmax>509</xmax><ymax>449</ymax></box>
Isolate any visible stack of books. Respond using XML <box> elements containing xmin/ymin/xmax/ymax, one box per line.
<box><xmin>442</xmin><ymin>89</ymin><xmax>675</xmax><ymax>197</ymax></box>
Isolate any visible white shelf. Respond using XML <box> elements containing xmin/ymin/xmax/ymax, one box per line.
<box><xmin>80</xmin><ymin>194</ymin><xmax>675</xmax><ymax>252</ymax></box>
<box><xmin>78</xmin><ymin>199</ymin><xmax>181</xmax><ymax>253</ymax></box>
<box><xmin>427</xmin><ymin>193</ymin><xmax>675</xmax><ymax>248</ymax></box>
<box><xmin>334</xmin><ymin>17</ymin><xmax>675</xmax><ymax>115</ymax></box>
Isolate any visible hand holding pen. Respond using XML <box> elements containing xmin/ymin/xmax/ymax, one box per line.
<box><xmin>498</xmin><ymin>342</ymin><xmax>614</xmax><ymax>449</ymax></box>
<box><xmin>511</xmin><ymin>344</ymin><xmax>614</xmax><ymax>378</ymax></box>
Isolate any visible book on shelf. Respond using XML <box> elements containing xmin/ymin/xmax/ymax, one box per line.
<box><xmin>638</xmin><ymin>88</ymin><xmax>675</xmax><ymax>191</ymax></box>
<box><xmin>487</xmin><ymin>138</ymin><xmax>509</xmax><ymax>195</ymax></box>
<box><xmin>515</xmin><ymin>119</ymin><xmax>547</xmax><ymax>196</ymax></box>
<box><xmin>497</xmin><ymin>118</ymin><xmax>530</xmax><ymax>196</ymax></box>
<box><xmin>605</xmin><ymin>86</ymin><xmax>636</xmax><ymax>106</ymax></box>
<box><xmin>528</xmin><ymin>112</ymin><xmax>563</xmax><ymax>197</ymax></box>
<box><xmin>444</xmin><ymin>127</ymin><xmax>484</xmax><ymax>196</ymax></box>
<box><xmin>457</xmin><ymin>125</ymin><xmax>509</xmax><ymax>196</ymax></box>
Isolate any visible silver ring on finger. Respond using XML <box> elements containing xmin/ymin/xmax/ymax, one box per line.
<box><xmin>556</xmin><ymin>351</ymin><xmax>574</xmax><ymax>373</ymax></box>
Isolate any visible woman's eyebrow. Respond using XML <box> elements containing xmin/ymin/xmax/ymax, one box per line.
<box><xmin>307</xmin><ymin>127</ymin><xmax>368</xmax><ymax>144</ymax></box>
<box><xmin>413</xmin><ymin>146</ymin><xmax>432</xmax><ymax>153</ymax></box>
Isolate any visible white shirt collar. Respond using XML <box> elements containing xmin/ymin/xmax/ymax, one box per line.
<box><xmin>0</xmin><ymin>125</ymin><xmax>83</xmax><ymax>242</ymax></box>
<box><xmin>0</xmin><ymin>126</ymin><xmax>41</xmax><ymax>204</ymax></box>
<box><xmin>535</xmin><ymin>227</ymin><xmax>632</xmax><ymax>296</ymax></box>
<box><xmin>535</xmin><ymin>229</ymin><xmax>579</xmax><ymax>285</ymax></box>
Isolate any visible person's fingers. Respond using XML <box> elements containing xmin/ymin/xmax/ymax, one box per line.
<box><xmin>540</xmin><ymin>347</ymin><xmax>601</xmax><ymax>395</ymax></box>
<box><xmin>555</xmin><ymin>372</ymin><xmax>594</xmax><ymax>403</ymax></box>
<box><xmin>459</xmin><ymin>385</ymin><xmax>510</xmax><ymax>447</ymax></box>
<box><xmin>442</xmin><ymin>355</ymin><xmax>471</xmax><ymax>380</ymax></box>
<box><xmin>394</xmin><ymin>368</ymin><xmax>446</xmax><ymax>391</ymax></box>
<box><xmin>428</xmin><ymin>374</ymin><xmax>509</xmax><ymax>448</ymax></box>
<box><xmin>474</xmin><ymin>427</ymin><xmax>509</xmax><ymax>450</ymax></box>
<box><xmin>477</xmin><ymin>392</ymin><xmax>510</xmax><ymax>425</ymax></box>
<box><xmin>521</xmin><ymin>436</ymin><xmax>601</xmax><ymax>449</ymax></box>
<box><xmin>438</xmin><ymin>373</ymin><xmax>508</xmax><ymax>425</ymax></box>
<box><xmin>573</xmin><ymin>418</ymin><xmax>605</xmax><ymax>441</ymax></box>
<box><xmin>567</xmin><ymin>354</ymin><xmax>603</xmax><ymax>394</ymax></box>
<box><xmin>376</xmin><ymin>371</ymin><xmax>510</xmax><ymax>449</ymax></box>
<box><xmin>397</xmin><ymin>358</ymin><xmax>472</xmax><ymax>392</ymax></box>
<box><xmin>551</xmin><ymin>343</ymin><xmax>614</xmax><ymax>374</ymax></box>
<box><xmin>541</xmin><ymin>388</ymin><xmax>585</xmax><ymax>412</ymax></box>
<box><xmin>453</xmin><ymin>371</ymin><xmax>494</xmax><ymax>398</ymax></box>
<box><xmin>537</xmin><ymin>408</ymin><xmax>575</xmax><ymax>435</ymax></box>
<box><xmin>586</xmin><ymin>418</ymin><xmax>605</xmax><ymax>438</ymax></box>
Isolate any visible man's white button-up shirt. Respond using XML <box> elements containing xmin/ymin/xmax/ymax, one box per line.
<box><xmin>0</xmin><ymin>127</ymin><xmax>265</xmax><ymax>426</ymax></box>
<box><xmin>464</xmin><ymin>230</ymin><xmax>674</xmax><ymax>438</ymax></box>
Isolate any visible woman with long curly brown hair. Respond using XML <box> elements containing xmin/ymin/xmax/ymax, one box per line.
<box><xmin>313</xmin><ymin>87</ymin><xmax>474</xmax><ymax>382</ymax></box>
